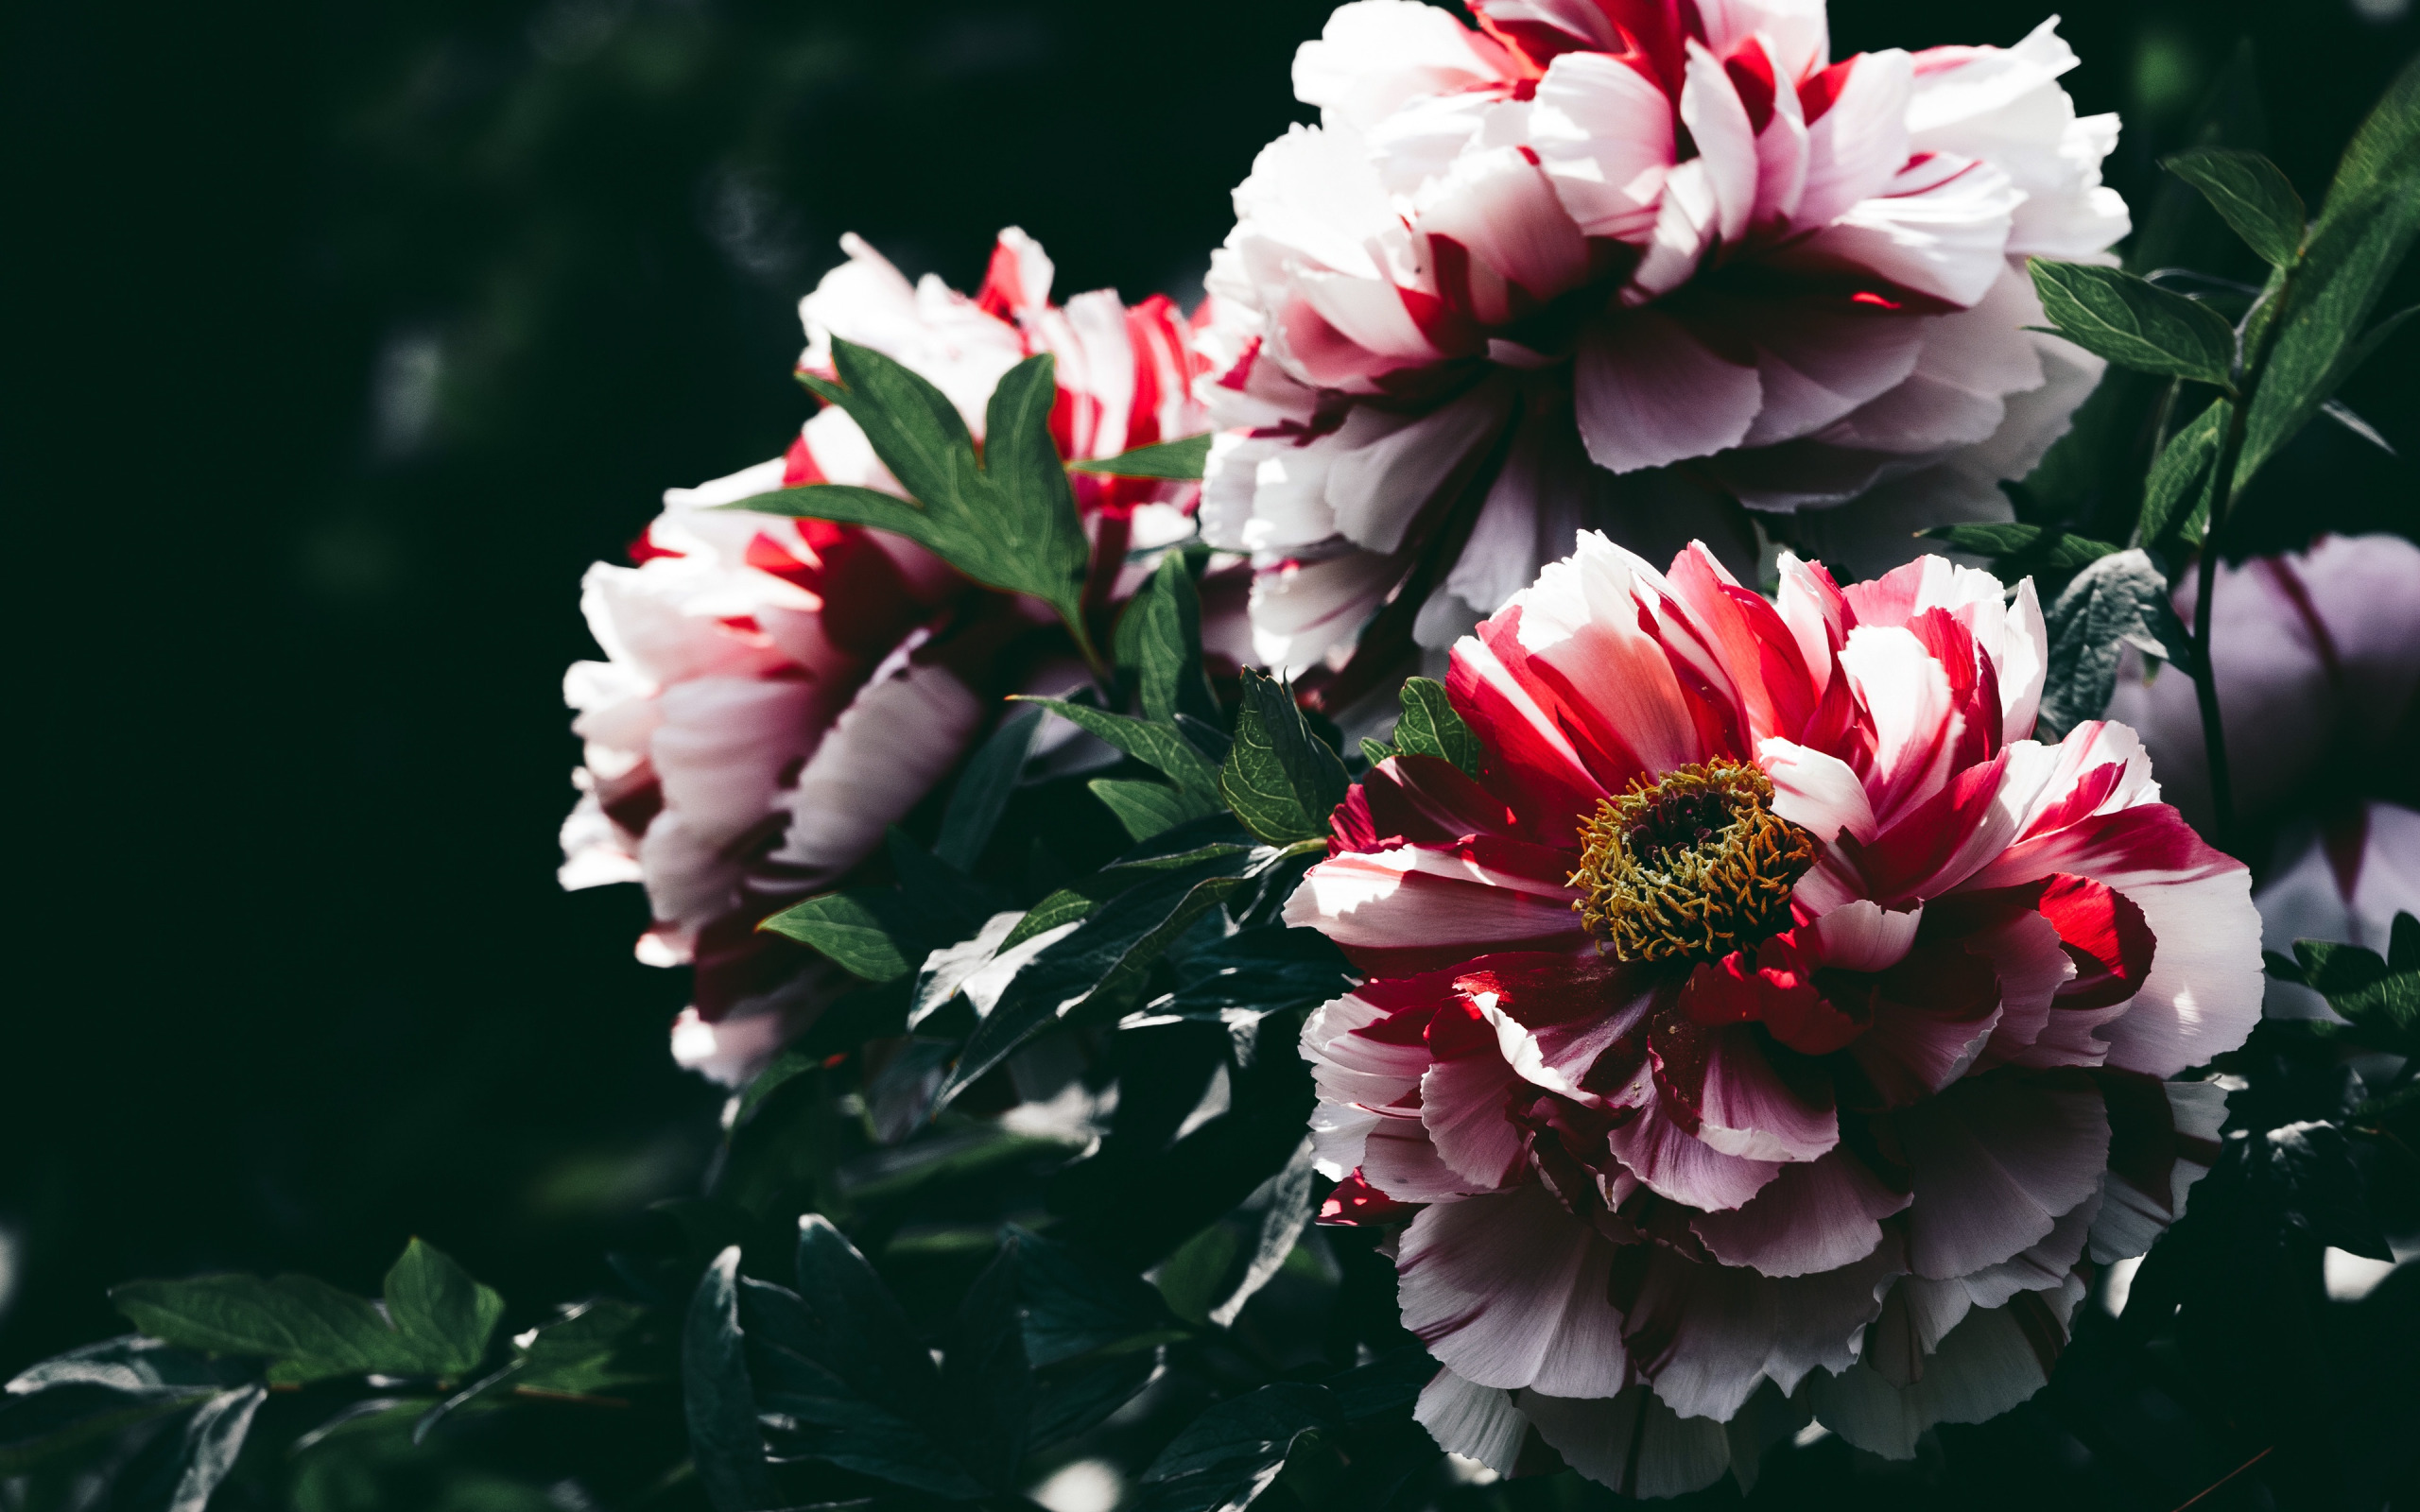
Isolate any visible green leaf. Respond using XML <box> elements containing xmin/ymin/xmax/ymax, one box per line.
<box><xmin>1150</xmin><ymin>926</ymin><xmax>1355</xmax><ymax>1020</ymax></box>
<box><xmin>2037</xmin><ymin>548</ymin><xmax>2189</xmax><ymax>741</ymax></box>
<box><xmin>934</xmin><ymin>705</ymin><xmax>1041</xmax><ymax>871</ymax></box>
<box><xmin>740</xmin><ymin>1220</ymin><xmax>993</xmax><ymax>1499</ymax></box>
<box><xmin>940</xmin><ymin>1243</ymin><xmax>1031</xmax><ymax>1489</ymax></box>
<box><xmin>1115</xmin><ymin>554</ymin><xmax>1221</xmax><ymax>727</ymax></box>
<box><xmin>943</xmin><ymin>858</ymin><xmax>1255</xmax><ymax>1105</ymax></box>
<box><xmin>1219</xmin><ymin>670</ymin><xmax>1350</xmax><ymax>848</ymax></box>
<box><xmin>153</xmin><ymin>1385</ymin><xmax>266</xmax><ymax>1512</ymax></box>
<box><xmin>2322</xmin><ymin>51</ymin><xmax>2420</xmax><ymax>215</ymax></box>
<box><xmin>112</xmin><ymin>1274</ymin><xmax>424</xmax><ymax>1386</ymax></box>
<box><xmin>383</xmin><ymin>1239</ymin><xmax>504</xmax><ymax>1380</ymax></box>
<box><xmin>682</xmin><ymin>1247</ymin><xmax>780</xmax><ymax>1512</ymax></box>
<box><xmin>2164</xmin><ymin>148</ymin><xmax>2306</xmax><ymax>267</ymax></box>
<box><xmin>2290</xmin><ymin>927</ymin><xmax>2419</xmax><ymax>1048</ymax></box>
<box><xmin>752</xmin><ymin>340</ymin><xmax>1097</xmax><ymax>662</ymax></box>
<box><xmin>1132</xmin><ymin>1383</ymin><xmax>1341</xmax><ymax>1512</ymax></box>
<box><xmin>758</xmin><ymin>888</ymin><xmax>928</xmax><ymax>984</ymax></box>
<box><xmin>885</xmin><ymin>828</ymin><xmax>1008</xmax><ymax>936</ymax></box>
<box><xmin>2248</xmin><ymin>1120</ymin><xmax>2394</xmax><ymax>1259</ymax></box>
<box><xmin>1207</xmin><ymin>1138</ymin><xmax>1322</xmax><ymax>1329</ymax></box>
<box><xmin>1092</xmin><ymin>777</ymin><xmax>1225</xmax><ymax>842</ymax></box>
<box><xmin>0</xmin><ymin>1339</ymin><xmax>253</xmax><ymax>1477</ymax></box>
<box><xmin>1011</xmin><ymin>1225</ymin><xmax>1184</xmax><ymax>1368</ymax></box>
<box><xmin>1155</xmin><ymin>1224</ymin><xmax>1243</xmax><ymax>1328</ymax></box>
<box><xmin>1030</xmin><ymin>1350</ymin><xmax>1163</xmax><ymax>1450</ymax></box>
<box><xmin>1324</xmin><ymin>1347</ymin><xmax>1442</xmax><ymax>1420</ymax></box>
<box><xmin>1391</xmin><ymin>678</ymin><xmax>1480</xmax><ymax>777</ymax></box>
<box><xmin>2028</xmin><ymin>259</ymin><xmax>2238</xmax><ymax>386</ymax></box>
<box><xmin>511</xmin><ymin>1299</ymin><xmax>663</xmax><ymax>1398</ymax></box>
<box><xmin>1021</xmin><ymin>696</ymin><xmax>1222</xmax><ymax>799</ymax></box>
<box><xmin>1068</xmin><ymin>432</ymin><xmax>1215</xmax><ymax>479</ymax></box>
<box><xmin>1358</xmin><ymin>737</ymin><xmax>1393</xmax><ymax>766</ymax></box>
<box><xmin>2238</xmin><ymin>189</ymin><xmax>2420</xmax><ymax>490</ymax></box>
<box><xmin>2137</xmin><ymin>399</ymin><xmax>2227</xmax><ymax>546</ymax></box>
<box><xmin>1003</xmin><ymin>887</ymin><xmax>1097</xmax><ymax>950</ymax></box>
<box><xmin>1924</xmin><ymin>522</ymin><xmax>2121</xmax><ymax>572</ymax></box>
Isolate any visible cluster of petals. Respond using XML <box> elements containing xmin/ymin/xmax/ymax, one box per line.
<box><xmin>1197</xmin><ymin>0</ymin><xmax>2126</xmax><ymax>679</ymax></box>
<box><xmin>1287</xmin><ymin>533</ymin><xmax>2260</xmax><ymax>1490</ymax></box>
<box><xmin>2107</xmin><ymin>532</ymin><xmax>2420</xmax><ymax>993</ymax></box>
<box><xmin>562</xmin><ymin>230</ymin><xmax>1210</xmax><ymax>1081</ymax></box>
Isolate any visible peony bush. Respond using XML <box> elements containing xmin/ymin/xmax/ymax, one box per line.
<box><xmin>10</xmin><ymin>11</ymin><xmax>2415</xmax><ymax>1512</ymax></box>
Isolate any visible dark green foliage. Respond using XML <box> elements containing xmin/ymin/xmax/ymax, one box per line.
<box><xmin>111</xmin><ymin>1239</ymin><xmax>502</xmax><ymax>1388</ymax></box>
<box><xmin>1070</xmin><ymin>432</ymin><xmax>1217</xmax><ymax>479</ymax></box>
<box><xmin>2028</xmin><ymin>259</ymin><xmax>2240</xmax><ymax>386</ymax></box>
<box><xmin>1363</xmin><ymin>676</ymin><xmax>1482</xmax><ymax>777</ymax></box>
<box><xmin>684</xmin><ymin>1247</ymin><xmax>782</xmax><ymax>1512</ymax></box>
<box><xmin>1220</xmin><ymin>670</ymin><xmax>1351</xmax><ymax>847</ymax></box>
<box><xmin>2035</xmin><ymin>549</ymin><xmax>2194</xmax><ymax>739</ymax></box>
<box><xmin>747</xmin><ymin>340</ymin><xmax>1101</xmax><ymax>663</ymax></box>
<box><xmin>2165</xmin><ymin>147</ymin><xmax>2308</xmax><ymax>267</ymax></box>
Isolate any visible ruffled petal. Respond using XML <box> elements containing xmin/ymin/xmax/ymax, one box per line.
<box><xmin>1397</xmin><ymin>1185</ymin><xmax>1634</xmax><ymax>1398</ymax></box>
<box><xmin>1689</xmin><ymin>1147</ymin><xmax>1910</xmax><ymax>1276</ymax></box>
<box><xmin>1518</xmin><ymin>1386</ymin><xmax>1734</xmax><ymax>1499</ymax></box>
<box><xmin>1894</xmin><ymin>1072</ymin><xmax>2110</xmax><ymax>1280</ymax></box>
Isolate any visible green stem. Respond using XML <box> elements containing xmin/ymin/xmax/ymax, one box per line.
<box><xmin>2190</xmin><ymin>403</ymin><xmax>2245</xmax><ymax>856</ymax></box>
<box><xmin>2185</xmin><ymin>264</ymin><xmax>2295</xmax><ymax>859</ymax></box>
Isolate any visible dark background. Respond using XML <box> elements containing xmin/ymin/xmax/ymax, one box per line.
<box><xmin>3</xmin><ymin>0</ymin><xmax>2415</xmax><ymax>1371</ymax></box>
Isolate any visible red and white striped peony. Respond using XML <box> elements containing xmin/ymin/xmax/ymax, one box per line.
<box><xmin>1199</xmin><ymin>0</ymin><xmax>2125</xmax><ymax>677</ymax></box>
<box><xmin>1287</xmin><ymin>533</ymin><xmax>2260</xmax><ymax>1491</ymax></box>
<box><xmin>562</xmin><ymin>230</ymin><xmax>1211</xmax><ymax>1081</ymax></box>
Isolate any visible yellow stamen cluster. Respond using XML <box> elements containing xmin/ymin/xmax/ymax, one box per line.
<box><xmin>1570</xmin><ymin>759</ymin><xmax>1817</xmax><ymax>964</ymax></box>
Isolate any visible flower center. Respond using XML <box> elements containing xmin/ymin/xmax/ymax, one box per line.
<box><xmin>1570</xmin><ymin>759</ymin><xmax>1816</xmax><ymax>964</ymax></box>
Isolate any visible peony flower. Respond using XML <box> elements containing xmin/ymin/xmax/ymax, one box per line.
<box><xmin>563</xmin><ymin>229</ymin><xmax>1210</xmax><ymax>1081</ymax></box>
<box><xmin>2103</xmin><ymin>533</ymin><xmax>2420</xmax><ymax>1016</ymax></box>
<box><xmin>1199</xmin><ymin>0</ymin><xmax>2123</xmax><ymax>681</ymax></box>
<box><xmin>2104</xmin><ymin>533</ymin><xmax>2420</xmax><ymax>836</ymax></box>
<box><xmin>1288</xmin><ymin>534</ymin><xmax>2259</xmax><ymax>1491</ymax></box>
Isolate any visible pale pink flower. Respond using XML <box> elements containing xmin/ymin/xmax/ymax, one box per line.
<box><xmin>2105</xmin><ymin>533</ymin><xmax>2420</xmax><ymax>834</ymax></box>
<box><xmin>2103</xmin><ymin>532</ymin><xmax>2420</xmax><ymax>1014</ymax></box>
<box><xmin>1288</xmin><ymin>534</ymin><xmax>2258</xmax><ymax>1490</ymax></box>
<box><xmin>563</xmin><ymin>230</ymin><xmax>1210</xmax><ymax>1081</ymax></box>
<box><xmin>1201</xmin><ymin>0</ymin><xmax>2123</xmax><ymax>680</ymax></box>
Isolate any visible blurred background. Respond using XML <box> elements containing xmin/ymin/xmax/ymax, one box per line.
<box><xmin>3</xmin><ymin>0</ymin><xmax>2416</xmax><ymax>1374</ymax></box>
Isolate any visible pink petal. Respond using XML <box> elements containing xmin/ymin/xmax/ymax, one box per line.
<box><xmin>1895</xmin><ymin>1072</ymin><xmax>2110</xmax><ymax>1280</ymax></box>
<box><xmin>1572</xmin><ymin>307</ymin><xmax>1762</xmax><ymax>474</ymax></box>
<box><xmin>1506</xmin><ymin>533</ymin><xmax>1709</xmax><ymax>781</ymax></box>
<box><xmin>2089</xmin><ymin>1074</ymin><xmax>2228</xmax><ymax>1263</ymax></box>
<box><xmin>1530</xmin><ymin>50</ymin><xmax>1676</xmax><ymax>240</ymax></box>
<box><xmin>1680</xmin><ymin>41</ymin><xmax>1758</xmax><ymax>248</ymax></box>
<box><xmin>1284</xmin><ymin>839</ymin><xmax>1587</xmax><ymax>974</ymax></box>
<box><xmin>1448</xmin><ymin>617</ymin><xmax>1612</xmax><ymax>823</ymax></box>
<box><xmin>1412</xmin><ymin>1371</ymin><xmax>1528</xmax><ymax>1475</ymax></box>
<box><xmin>1612</xmin><ymin>1240</ymin><xmax>1902</xmax><ymax>1419</ymax></box>
<box><xmin>1809</xmin><ymin>1276</ymin><xmax>2083</xmax><ymax>1459</ymax></box>
<box><xmin>1842</xmin><ymin>937</ymin><xmax>2002</xmax><ymax>1105</ymax></box>
<box><xmin>1363</xmin><ymin>1111</ymin><xmax>1492</xmax><ymax>1202</ymax></box>
<box><xmin>1758</xmin><ymin>738</ymin><xmax>1878</xmax><ymax>842</ymax></box>
<box><xmin>1518</xmin><ymin>1386</ymin><xmax>1733</xmax><ymax>1499</ymax></box>
<box><xmin>1602</xmin><ymin>1095</ymin><xmax>1783</xmax><ymax>1211</ymax></box>
<box><xmin>1422</xmin><ymin>1051</ymin><xmax>1532</xmax><ymax>1188</ymax></box>
<box><xmin>1690</xmin><ymin>1148</ymin><xmax>1912</xmax><ymax>1276</ymax></box>
<box><xmin>1419</xmin><ymin>146</ymin><xmax>1594</xmax><ymax>320</ymax></box>
<box><xmin>1806</xmin><ymin>899</ymin><xmax>1922</xmax><ymax>971</ymax></box>
<box><xmin>1796</xmin><ymin>151</ymin><xmax>2021</xmax><ymax>309</ymax></box>
<box><xmin>1693</xmin><ymin>1025</ymin><xmax>1841</xmax><ymax>1163</ymax></box>
<box><xmin>1397</xmin><ymin>1185</ymin><xmax>1634</xmax><ymax>1398</ymax></box>
<box><xmin>1736</xmin><ymin>299</ymin><xmax>1929</xmax><ymax>449</ymax></box>
<box><xmin>1335</xmin><ymin>753</ymin><xmax>1527</xmax><ymax>852</ymax></box>
<box><xmin>1794</xmin><ymin>48</ymin><xmax>1913</xmax><ymax>229</ymax></box>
